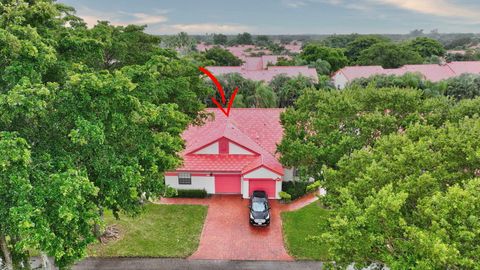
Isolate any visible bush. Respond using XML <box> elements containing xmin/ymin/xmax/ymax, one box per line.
<box><xmin>176</xmin><ymin>189</ymin><xmax>208</xmax><ymax>198</ymax></box>
<box><xmin>306</xmin><ymin>181</ymin><xmax>321</xmax><ymax>193</ymax></box>
<box><xmin>163</xmin><ymin>186</ymin><xmax>178</xmax><ymax>198</ymax></box>
<box><xmin>279</xmin><ymin>191</ymin><xmax>292</xmax><ymax>203</ymax></box>
<box><xmin>282</xmin><ymin>181</ymin><xmax>309</xmax><ymax>200</ymax></box>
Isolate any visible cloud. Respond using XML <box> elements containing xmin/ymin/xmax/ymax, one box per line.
<box><xmin>370</xmin><ymin>0</ymin><xmax>480</xmax><ymax>22</ymax></box>
<box><xmin>282</xmin><ymin>0</ymin><xmax>308</xmax><ymax>8</ymax></box>
<box><xmin>76</xmin><ymin>7</ymin><xmax>168</xmax><ymax>27</ymax></box>
<box><xmin>155</xmin><ymin>23</ymin><xmax>253</xmax><ymax>34</ymax></box>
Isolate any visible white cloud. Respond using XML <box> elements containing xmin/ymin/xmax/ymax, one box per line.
<box><xmin>282</xmin><ymin>0</ymin><xmax>308</xmax><ymax>8</ymax></box>
<box><xmin>370</xmin><ymin>0</ymin><xmax>480</xmax><ymax>22</ymax></box>
<box><xmin>155</xmin><ymin>23</ymin><xmax>253</xmax><ymax>34</ymax></box>
<box><xmin>76</xmin><ymin>7</ymin><xmax>168</xmax><ymax>27</ymax></box>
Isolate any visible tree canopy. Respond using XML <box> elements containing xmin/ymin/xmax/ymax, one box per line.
<box><xmin>357</xmin><ymin>42</ymin><xmax>423</xmax><ymax>68</ymax></box>
<box><xmin>0</xmin><ymin>1</ymin><xmax>210</xmax><ymax>269</ymax></box>
<box><xmin>300</xmin><ymin>44</ymin><xmax>348</xmax><ymax>72</ymax></box>
<box><xmin>204</xmin><ymin>46</ymin><xmax>243</xmax><ymax>66</ymax></box>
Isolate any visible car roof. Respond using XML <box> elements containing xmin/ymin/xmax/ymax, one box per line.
<box><xmin>252</xmin><ymin>190</ymin><xmax>267</xmax><ymax>198</ymax></box>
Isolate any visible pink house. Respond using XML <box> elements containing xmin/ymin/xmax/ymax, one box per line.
<box><xmin>165</xmin><ymin>108</ymin><xmax>295</xmax><ymax>199</ymax></box>
<box><xmin>206</xmin><ymin>56</ymin><xmax>318</xmax><ymax>83</ymax></box>
<box><xmin>332</xmin><ymin>61</ymin><xmax>480</xmax><ymax>89</ymax></box>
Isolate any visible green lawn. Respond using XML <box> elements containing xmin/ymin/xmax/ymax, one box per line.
<box><xmin>281</xmin><ymin>202</ymin><xmax>331</xmax><ymax>260</ymax></box>
<box><xmin>89</xmin><ymin>203</ymin><xmax>207</xmax><ymax>258</ymax></box>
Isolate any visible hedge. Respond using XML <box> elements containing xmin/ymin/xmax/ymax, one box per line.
<box><xmin>282</xmin><ymin>181</ymin><xmax>309</xmax><ymax>200</ymax></box>
<box><xmin>176</xmin><ymin>189</ymin><xmax>208</xmax><ymax>198</ymax></box>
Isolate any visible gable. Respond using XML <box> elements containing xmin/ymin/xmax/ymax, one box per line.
<box><xmin>229</xmin><ymin>141</ymin><xmax>255</xmax><ymax>155</ymax></box>
<box><xmin>194</xmin><ymin>142</ymin><xmax>219</xmax><ymax>154</ymax></box>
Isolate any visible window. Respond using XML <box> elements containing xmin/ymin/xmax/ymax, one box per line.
<box><xmin>178</xmin><ymin>172</ymin><xmax>191</xmax><ymax>185</ymax></box>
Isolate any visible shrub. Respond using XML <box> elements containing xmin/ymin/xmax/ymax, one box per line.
<box><xmin>163</xmin><ymin>186</ymin><xmax>178</xmax><ymax>198</ymax></box>
<box><xmin>282</xmin><ymin>181</ymin><xmax>309</xmax><ymax>200</ymax></box>
<box><xmin>306</xmin><ymin>181</ymin><xmax>321</xmax><ymax>193</ymax></box>
<box><xmin>176</xmin><ymin>189</ymin><xmax>208</xmax><ymax>198</ymax></box>
<box><xmin>279</xmin><ymin>191</ymin><xmax>292</xmax><ymax>203</ymax></box>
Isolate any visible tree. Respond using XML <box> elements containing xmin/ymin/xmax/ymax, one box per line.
<box><xmin>0</xmin><ymin>1</ymin><xmax>211</xmax><ymax>268</ymax></box>
<box><xmin>300</xmin><ymin>44</ymin><xmax>348</xmax><ymax>72</ymax></box>
<box><xmin>247</xmin><ymin>84</ymin><xmax>278</xmax><ymax>108</ymax></box>
<box><xmin>345</xmin><ymin>35</ymin><xmax>388</xmax><ymax>63</ymax></box>
<box><xmin>276</xmin><ymin>75</ymin><xmax>314</xmax><ymax>108</ymax></box>
<box><xmin>357</xmin><ymin>42</ymin><xmax>423</xmax><ymax>68</ymax></box>
<box><xmin>321</xmin><ymin>34</ymin><xmax>359</xmax><ymax>48</ymax></box>
<box><xmin>206</xmin><ymin>73</ymin><xmax>256</xmax><ymax>108</ymax></box>
<box><xmin>320</xmin><ymin>118</ymin><xmax>480</xmax><ymax>269</ymax></box>
<box><xmin>444</xmin><ymin>74</ymin><xmax>480</xmax><ymax>100</ymax></box>
<box><xmin>204</xmin><ymin>47</ymin><xmax>243</xmax><ymax>66</ymax></box>
<box><xmin>235</xmin><ymin>32</ymin><xmax>253</xmax><ymax>45</ymax></box>
<box><xmin>255</xmin><ymin>35</ymin><xmax>270</xmax><ymax>47</ymax></box>
<box><xmin>277</xmin><ymin>87</ymin><xmax>451</xmax><ymax>176</ymax></box>
<box><xmin>406</xmin><ymin>37</ymin><xmax>446</xmax><ymax>58</ymax></box>
<box><xmin>212</xmin><ymin>33</ymin><xmax>227</xmax><ymax>45</ymax></box>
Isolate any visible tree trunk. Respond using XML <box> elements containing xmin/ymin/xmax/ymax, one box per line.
<box><xmin>94</xmin><ymin>207</ymin><xmax>104</xmax><ymax>241</ymax></box>
<box><xmin>0</xmin><ymin>233</ymin><xmax>13</xmax><ymax>270</ymax></box>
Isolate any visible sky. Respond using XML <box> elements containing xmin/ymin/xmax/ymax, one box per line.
<box><xmin>59</xmin><ymin>0</ymin><xmax>480</xmax><ymax>35</ymax></box>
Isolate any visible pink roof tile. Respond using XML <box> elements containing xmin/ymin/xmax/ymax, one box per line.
<box><xmin>179</xmin><ymin>109</ymin><xmax>285</xmax><ymax>175</ymax></box>
<box><xmin>335</xmin><ymin>61</ymin><xmax>480</xmax><ymax>83</ymax></box>
<box><xmin>206</xmin><ymin>56</ymin><xmax>317</xmax><ymax>83</ymax></box>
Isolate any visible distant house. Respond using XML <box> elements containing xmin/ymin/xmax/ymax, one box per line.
<box><xmin>332</xmin><ymin>61</ymin><xmax>480</xmax><ymax>89</ymax></box>
<box><xmin>165</xmin><ymin>108</ymin><xmax>296</xmax><ymax>199</ymax></box>
<box><xmin>283</xmin><ymin>41</ymin><xmax>302</xmax><ymax>54</ymax></box>
<box><xmin>206</xmin><ymin>55</ymin><xmax>318</xmax><ymax>83</ymax></box>
<box><xmin>196</xmin><ymin>43</ymin><xmax>272</xmax><ymax>60</ymax></box>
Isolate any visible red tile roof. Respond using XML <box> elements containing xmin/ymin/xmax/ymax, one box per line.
<box><xmin>178</xmin><ymin>108</ymin><xmax>285</xmax><ymax>175</ymax></box>
<box><xmin>206</xmin><ymin>56</ymin><xmax>318</xmax><ymax>83</ymax></box>
<box><xmin>335</xmin><ymin>61</ymin><xmax>480</xmax><ymax>83</ymax></box>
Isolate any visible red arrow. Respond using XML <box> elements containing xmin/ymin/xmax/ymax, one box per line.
<box><xmin>199</xmin><ymin>67</ymin><xmax>238</xmax><ymax>117</ymax></box>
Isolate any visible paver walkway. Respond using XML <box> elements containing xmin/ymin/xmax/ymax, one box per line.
<box><xmin>157</xmin><ymin>192</ymin><xmax>319</xmax><ymax>261</ymax></box>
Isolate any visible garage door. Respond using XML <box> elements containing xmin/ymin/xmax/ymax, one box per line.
<box><xmin>215</xmin><ymin>174</ymin><xmax>241</xmax><ymax>194</ymax></box>
<box><xmin>249</xmin><ymin>179</ymin><xmax>276</xmax><ymax>199</ymax></box>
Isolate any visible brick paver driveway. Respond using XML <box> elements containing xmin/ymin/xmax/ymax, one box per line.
<box><xmin>159</xmin><ymin>193</ymin><xmax>318</xmax><ymax>261</ymax></box>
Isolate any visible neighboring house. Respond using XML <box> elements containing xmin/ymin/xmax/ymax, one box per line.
<box><xmin>332</xmin><ymin>61</ymin><xmax>480</xmax><ymax>89</ymax></box>
<box><xmin>165</xmin><ymin>108</ymin><xmax>294</xmax><ymax>199</ymax></box>
<box><xmin>206</xmin><ymin>56</ymin><xmax>318</xmax><ymax>83</ymax></box>
<box><xmin>196</xmin><ymin>43</ymin><xmax>272</xmax><ymax>59</ymax></box>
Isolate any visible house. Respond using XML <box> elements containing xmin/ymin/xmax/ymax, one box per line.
<box><xmin>165</xmin><ymin>108</ymin><xmax>294</xmax><ymax>199</ymax></box>
<box><xmin>332</xmin><ymin>61</ymin><xmax>480</xmax><ymax>89</ymax></box>
<box><xmin>196</xmin><ymin>43</ymin><xmax>272</xmax><ymax>60</ymax></box>
<box><xmin>206</xmin><ymin>56</ymin><xmax>318</xmax><ymax>83</ymax></box>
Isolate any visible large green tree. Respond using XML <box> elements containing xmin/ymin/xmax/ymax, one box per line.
<box><xmin>320</xmin><ymin>119</ymin><xmax>480</xmax><ymax>269</ymax></box>
<box><xmin>357</xmin><ymin>42</ymin><xmax>423</xmax><ymax>68</ymax></box>
<box><xmin>345</xmin><ymin>35</ymin><xmax>388</xmax><ymax>63</ymax></box>
<box><xmin>300</xmin><ymin>44</ymin><xmax>348</xmax><ymax>72</ymax></box>
<box><xmin>204</xmin><ymin>46</ymin><xmax>243</xmax><ymax>66</ymax></box>
<box><xmin>406</xmin><ymin>37</ymin><xmax>446</xmax><ymax>58</ymax></box>
<box><xmin>277</xmin><ymin>87</ymin><xmax>452</xmax><ymax>176</ymax></box>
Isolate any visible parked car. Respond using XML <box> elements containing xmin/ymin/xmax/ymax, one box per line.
<box><xmin>249</xmin><ymin>190</ymin><xmax>271</xmax><ymax>226</ymax></box>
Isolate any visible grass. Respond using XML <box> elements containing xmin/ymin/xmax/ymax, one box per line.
<box><xmin>281</xmin><ymin>202</ymin><xmax>331</xmax><ymax>260</ymax></box>
<box><xmin>88</xmin><ymin>203</ymin><xmax>207</xmax><ymax>258</ymax></box>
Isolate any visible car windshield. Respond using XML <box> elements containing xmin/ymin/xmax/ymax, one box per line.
<box><xmin>252</xmin><ymin>201</ymin><xmax>267</xmax><ymax>212</ymax></box>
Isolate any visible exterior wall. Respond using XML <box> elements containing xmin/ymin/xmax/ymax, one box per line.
<box><xmin>194</xmin><ymin>142</ymin><xmax>219</xmax><ymax>154</ymax></box>
<box><xmin>165</xmin><ymin>174</ymin><xmax>215</xmax><ymax>194</ymax></box>
<box><xmin>332</xmin><ymin>72</ymin><xmax>348</xmax><ymax>89</ymax></box>
<box><xmin>283</xmin><ymin>168</ymin><xmax>295</xmax><ymax>182</ymax></box>
<box><xmin>275</xmin><ymin>181</ymin><xmax>282</xmax><ymax>199</ymax></box>
<box><xmin>229</xmin><ymin>142</ymin><xmax>254</xmax><ymax>155</ymax></box>
<box><xmin>243</xmin><ymin>167</ymin><xmax>281</xmax><ymax>179</ymax></box>
<box><xmin>241</xmin><ymin>177</ymin><xmax>249</xmax><ymax>199</ymax></box>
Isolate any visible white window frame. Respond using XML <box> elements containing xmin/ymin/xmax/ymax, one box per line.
<box><xmin>178</xmin><ymin>172</ymin><xmax>191</xmax><ymax>185</ymax></box>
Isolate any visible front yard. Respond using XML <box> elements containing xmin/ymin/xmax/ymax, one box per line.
<box><xmin>281</xmin><ymin>202</ymin><xmax>331</xmax><ymax>260</ymax></box>
<box><xmin>88</xmin><ymin>203</ymin><xmax>207</xmax><ymax>258</ymax></box>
